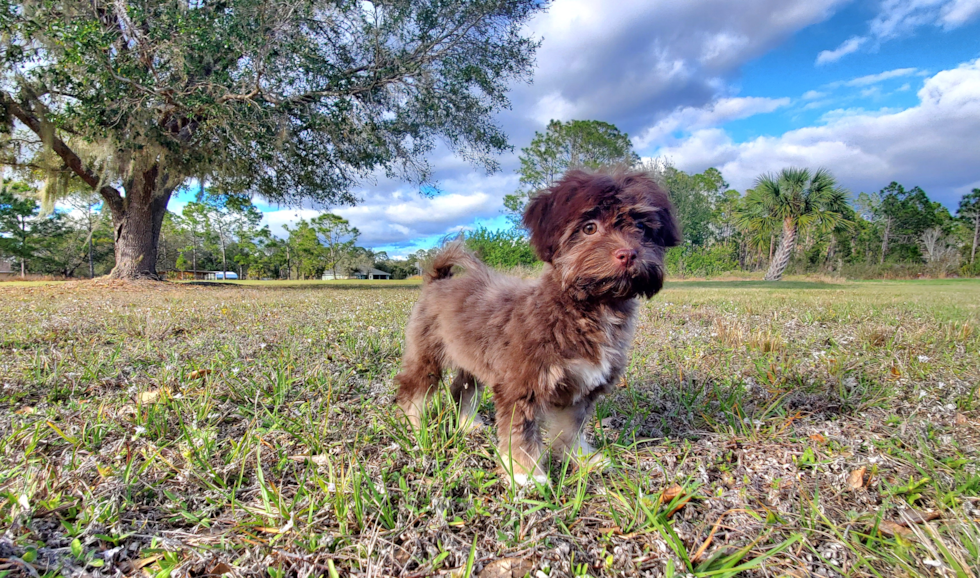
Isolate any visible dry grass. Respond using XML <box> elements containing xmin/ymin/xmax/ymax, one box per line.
<box><xmin>0</xmin><ymin>278</ymin><xmax>978</xmax><ymax>577</ymax></box>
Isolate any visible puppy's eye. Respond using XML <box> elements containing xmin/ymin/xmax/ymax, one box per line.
<box><xmin>635</xmin><ymin>222</ymin><xmax>648</xmax><ymax>233</ymax></box>
<box><xmin>582</xmin><ymin>222</ymin><xmax>598</xmax><ymax>235</ymax></box>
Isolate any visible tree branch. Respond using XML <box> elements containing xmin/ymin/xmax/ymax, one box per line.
<box><xmin>1</xmin><ymin>91</ymin><xmax>125</xmax><ymax>215</ymax></box>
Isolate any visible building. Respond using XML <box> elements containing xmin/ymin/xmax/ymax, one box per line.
<box><xmin>322</xmin><ymin>267</ymin><xmax>391</xmax><ymax>280</ymax></box>
<box><xmin>204</xmin><ymin>271</ymin><xmax>239</xmax><ymax>280</ymax></box>
<box><xmin>0</xmin><ymin>258</ymin><xmax>15</xmax><ymax>278</ymax></box>
<box><xmin>165</xmin><ymin>270</ymin><xmax>239</xmax><ymax>280</ymax></box>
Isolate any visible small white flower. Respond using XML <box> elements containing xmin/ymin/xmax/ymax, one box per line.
<box><xmin>172</xmin><ymin>393</ymin><xmax>184</xmax><ymax>399</ymax></box>
<box><xmin>135</xmin><ymin>426</ymin><xmax>147</xmax><ymax>435</ymax></box>
<box><xmin>918</xmin><ymin>355</ymin><xmax>930</xmax><ymax>362</ymax></box>
<box><xmin>813</xmin><ymin>351</ymin><xmax>826</xmax><ymax>358</ymax></box>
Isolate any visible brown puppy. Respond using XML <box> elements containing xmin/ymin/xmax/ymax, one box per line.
<box><xmin>395</xmin><ymin>168</ymin><xmax>681</xmax><ymax>484</ymax></box>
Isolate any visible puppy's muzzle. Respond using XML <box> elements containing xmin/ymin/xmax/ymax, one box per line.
<box><xmin>614</xmin><ymin>248</ymin><xmax>637</xmax><ymax>269</ymax></box>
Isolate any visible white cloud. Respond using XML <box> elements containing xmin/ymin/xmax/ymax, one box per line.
<box><xmin>258</xmin><ymin>162</ymin><xmax>519</xmax><ymax>248</ymax></box>
<box><xmin>941</xmin><ymin>0</ymin><xmax>980</xmax><ymax>27</ymax></box>
<box><xmin>515</xmin><ymin>0</ymin><xmax>846</xmax><ymax>134</ymax></box>
<box><xmin>653</xmin><ymin>58</ymin><xmax>980</xmax><ymax>206</ymax></box>
<box><xmin>802</xmin><ymin>90</ymin><xmax>828</xmax><ymax>100</ymax></box>
<box><xmin>816</xmin><ymin>36</ymin><xmax>867</xmax><ymax>65</ymax></box>
<box><xmin>260</xmin><ymin>209</ymin><xmax>323</xmax><ymax>238</ymax></box>
<box><xmin>632</xmin><ymin>96</ymin><xmax>791</xmax><ymax>149</ymax></box>
<box><xmin>840</xmin><ymin>67</ymin><xmax>920</xmax><ymax>87</ymax></box>
<box><xmin>818</xmin><ymin>0</ymin><xmax>980</xmax><ymax>64</ymax></box>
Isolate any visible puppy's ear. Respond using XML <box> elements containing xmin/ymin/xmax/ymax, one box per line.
<box><xmin>523</xmin><ymin>190</ymin><xmax>559</xmax><ymax>262</ymax></box>
<box><xmin>630</xmin><ymin>174</ymin><xmax>682</xmax><ymax>248</ymax></box>
<box><xmin>654</xmin><ymin>202</ymin><xmax>682</xmax><ymax>248</ymax></box>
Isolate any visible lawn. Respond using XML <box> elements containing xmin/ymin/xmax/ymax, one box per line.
<box><xmin>0</xmin><ymin>278</ymin><xmax>977</xmax><ymax>577</ymax></box>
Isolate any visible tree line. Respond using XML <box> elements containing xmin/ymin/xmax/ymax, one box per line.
<box><xmin>3</xmin><ymin>159</ymin><xmax>979</xmax><ymax>281</ymax></box>
<box><xmin>499</xmin><ymin>119</ymin><xmax>980</xmax><ymax>280</ymax></box>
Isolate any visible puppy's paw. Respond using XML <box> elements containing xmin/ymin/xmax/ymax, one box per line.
<box><xmin>458</xmin><ymin>414</ymin><xmax>486</xmax><ymax>433</ymax></box>
<box><xmin>511</xmin><ymin>473</ymin><xmax>550</xmax><ymax>486</ymax></box>
<box><xmin>575</xmin><ymin>450</ymin><xmax>610</xmax><ymax>472</ymax></box>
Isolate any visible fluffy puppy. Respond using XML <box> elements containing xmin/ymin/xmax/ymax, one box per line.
<box><xmin>395</xmin><ymin>168</ymin><xmax>681</xmax><ymax>484</ymax></box>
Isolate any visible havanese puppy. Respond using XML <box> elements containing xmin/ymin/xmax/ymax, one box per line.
<box><xmin>395</xmin><ymin>168</ymin><xmax>681</xmax><ymax>485</ymax></box>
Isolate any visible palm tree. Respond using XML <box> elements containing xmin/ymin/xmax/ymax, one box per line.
<box><xmin>738</xmin><ymin>168</ymin><xmax>850</xmax><ymax>281</ymax></box>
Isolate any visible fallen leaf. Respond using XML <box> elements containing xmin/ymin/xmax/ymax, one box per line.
<box><xmin>394</xmin><ymin>546</ymin><xmax>412</xmax><ymax>567</ymax></box>
<box><xmin>846</xmin><ymin>467</ymin><xmax>867</xmax><ymax>491</ymax></box>
<box><xmin>480</xmin><ymin>557</ymin><xmax>536</xmax><ymax>578</ymax></box>
<box><xmin>898</xmin><ymin>510</ymin><xmax>941</xmax><ymax>526</ymax></box>
<box><xmin>121</xmin><ymin>554</ymin><xmax>164</xmax><ymax>572</ymax></box>
<box><xmin>877</xmin><ymin>520</ymin><xmax>913</xmax><ymax>539</ymax></box>
<box><xmin>661</xmin><ymin>485</ymin><xmax>692</xmax><ymax>518</ymax></box>
<box><xmin>662</xmin><ymin>485</ymin><xmax>684</xmax><ymax>501</ymax></box>
<box><xmin>138</xmin><ymin>389</ymin><xmax>163</xmax><ymax>403</ymax></box>
<box><xmin>206</xmin><ymin>562</ymin><xmax>233</xmax><ymax>576</ymax></box>
<box><xmin>954</xmin><ymin>413</ymin><xmax>968</xmax><ymax>426</ymax></box>
<box><xmin>188</xmin><ymin>369</ymin><xmax>213</xmax><ymax>380</ymax></box>
<box><xmin>15</xmin><ymin>406</ymin><xmax>34</xmax><ymax>415</ymax></box>
<box><xmin>809</xmin><ymin>433</ymin><xmax>827</xmax><ymax>443</ymax></box>
<box><xmin>288</xmin><ymin>454</ymin><xmax>330</xmax><ymax>466</ymax></box>
<box><xmin>889</xmin><ymin>366</ymin><xmax>901</xmax><ymax>379</ymax></box>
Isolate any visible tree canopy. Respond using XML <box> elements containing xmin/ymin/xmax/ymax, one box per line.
<box><xmin>504</xmin><ymin>119</ymin><xmax>639</xmax><ymax>222</ymax></box>
<box><xmin>738</xmin><ymin>167</ymin><xmax>850</xmax><ymax>281</ymax></box>
<box><xmin>0</xmin><ymin>0</ymin><xmax>545</xmax><ymax>278</ymax></box>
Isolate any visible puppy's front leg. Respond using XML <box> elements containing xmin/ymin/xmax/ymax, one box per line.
<box><xmin>545</xmin><ymin>401</ymin><xmax>609</xmax><ymax>470</ymax></box>
<box><xmin>494</xmin><ymin>391</ymin><xmax>546</xmax><ymax>486</ymax></box>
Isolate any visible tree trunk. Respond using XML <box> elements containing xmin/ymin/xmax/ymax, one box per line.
<box><xmin>219</xmin><ymin>233</ymin><xmax>227</xmax><ymax>279</ymax></box>
<box><xmin>107</xmin><ymin>165</ymin><xmax>173</xmax><ymax>280</ymax></box>
<box><xmin>88</xmin><ymin>233</ymin><xmax>95</xmax><ymax>278</ymax></box>
<box><xmin>765</xmin><ymin>217</ymin><xmax>796</xmax><ymax>281</ymax></box>
<box><xmin>972</xmin><ymin>216</ymin><xmax>979</xmax><ymax>265</ymax></box>
<box><xmin>880</xmin><ymin>217</ymin><xmax>891</xmax><ymax>265</ymax></box>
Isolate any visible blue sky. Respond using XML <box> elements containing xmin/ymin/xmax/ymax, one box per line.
<box><xmin>170</xmin><ymin>0</ymin><xmax>980</xmax><ymax>257</ymax></box>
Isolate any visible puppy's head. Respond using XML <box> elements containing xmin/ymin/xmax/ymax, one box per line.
<box><xmin>523</xmin><ymin>169</ymin><xmax>681</xmax><ymax>300</ymax></box>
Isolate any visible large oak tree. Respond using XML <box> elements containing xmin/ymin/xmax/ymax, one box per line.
<box><xmin>0</xmin><ymin>0</ymin><xmax>544</xmax><ymax>278</ymax></box>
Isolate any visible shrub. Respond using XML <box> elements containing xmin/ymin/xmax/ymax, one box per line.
<box><xmin>665</xmin><ymin>244</ymin><xmax>740</xmax><ymax>277</ymax></box>
<box><xmin>464</xmin><ymin>227</ymin><xmax>538</xmax><ymax>268</ymax></box>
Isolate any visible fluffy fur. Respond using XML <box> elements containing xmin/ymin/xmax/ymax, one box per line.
<box><xmin>394</xmin><ymin>168</ymin><xmax>681</xmax><ymax>484</ymax></box>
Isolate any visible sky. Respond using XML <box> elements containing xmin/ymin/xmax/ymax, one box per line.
<box><xmin>170</xmin><ymin>0</ymin><xmax>980</xmax><ymax>258</ymax></box>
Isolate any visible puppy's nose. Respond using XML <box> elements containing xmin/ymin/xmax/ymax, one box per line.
<box><xmin>614</xmin><ymin>248</ymin><xmax>637</xmax><ymax>267</ymax></box>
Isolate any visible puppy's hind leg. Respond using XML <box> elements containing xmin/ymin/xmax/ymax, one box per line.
<box><xmin>394</xmin><ymin>350</ymin><xmax>443</xmax><ymax>431</ymax></box>
<box><xmin>450</xmin><ymin>370</ymin><xmax>484</xmax><ymax>433</ymax></box>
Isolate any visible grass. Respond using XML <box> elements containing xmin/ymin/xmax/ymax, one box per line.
<box><xmin>0</xmin><ymin>278</ymin><xmax>978</xmax><ymax>577</ymax></box>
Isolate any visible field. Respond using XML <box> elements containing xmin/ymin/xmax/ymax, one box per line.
<box><xmin>0</xmin><ymin>278</ymin><xmax>978</xmax><ymax>577</ymax></box>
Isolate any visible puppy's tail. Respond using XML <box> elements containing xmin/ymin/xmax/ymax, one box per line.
<box><xmin>424</xmin><ymin>240</ymin><xmax>487</xmax><ymax>283</ymax></box>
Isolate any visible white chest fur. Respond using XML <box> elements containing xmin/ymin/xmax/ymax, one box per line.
<box><xmin>566</xmin><ymin>350</ymin><xmax>614</xmax><ymax>391</ymax></box>
<box><xmin>565</xmin><ymin>307</ymin><xmax>636</xmax><ymax>397</ymax></box>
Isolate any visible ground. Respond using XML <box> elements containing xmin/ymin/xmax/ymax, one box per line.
<box><xmin>0</xmin><ymin>277</ymin><xmax>977</xmax><ymax>578</ymax></box>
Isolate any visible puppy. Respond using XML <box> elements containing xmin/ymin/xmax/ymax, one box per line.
<box><xmin>395</xmin><ymin>168</ymin><xmax>681</xmax><ymax>484</ymax></box>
